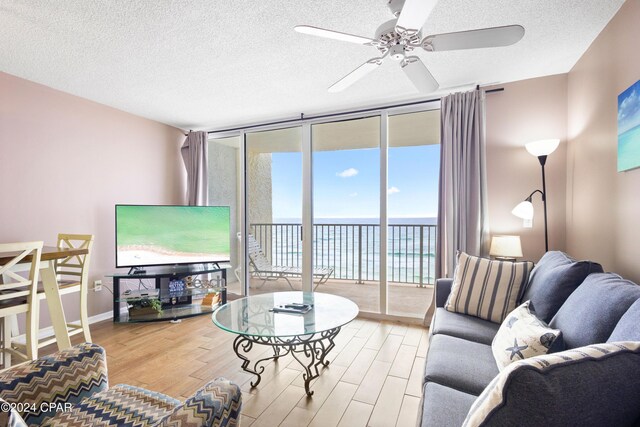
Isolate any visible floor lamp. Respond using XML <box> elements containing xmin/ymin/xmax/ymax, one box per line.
<box><xmin>511</xmin><ymin>139</ymin><xmax>559</xmax><ymax>252</ymax></box>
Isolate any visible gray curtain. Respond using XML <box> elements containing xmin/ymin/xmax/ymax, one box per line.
<box><xmin>181</xmin><ymin>131</ymin><xmax>209</xmax><ymax>206</ymax></box>
<box><xmin>424</xmin><ymin>89</ymin><xmax>489</xmax><ymax>326</ymax></box>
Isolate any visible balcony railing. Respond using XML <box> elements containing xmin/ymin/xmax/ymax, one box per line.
<box><xmin>249</xmin><ymin>223</ymin><xmax>437</xmax><ymax>287</ymax></box>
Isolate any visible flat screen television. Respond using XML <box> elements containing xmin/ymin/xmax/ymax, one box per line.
<box><xmin>115</xmin><ymin>205</ymin><xmax>230</xmax><ymax>268</ymax></box>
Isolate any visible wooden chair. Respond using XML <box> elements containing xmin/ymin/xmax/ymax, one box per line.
<box><xmin>50</xmin><ymin>234</ymin><xmax>94</xmax><ymax>344</ymax></box>
<box><xmin>0</xmin><ymin>241</ymin><xmax>43</xmax><ymax>368</ymax></box>
<box><xmin>11</xmin><ymin>234</ymin><xmax>94</xmax><ymax>352</ymax></box>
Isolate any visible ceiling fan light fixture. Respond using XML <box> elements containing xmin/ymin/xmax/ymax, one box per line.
<box><xmin>389</xmin><ymin>45</ymin><xmax>406</xmax><ymax>61</ymax></box>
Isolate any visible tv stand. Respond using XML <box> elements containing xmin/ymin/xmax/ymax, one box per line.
<box><xmin>128</xmin><ymin>266</ymin><xmax>147</xmax><ymax>275</ymax></box>
<box><xmin>110</xmin><ymin>264</ymin><xmax>227</xmax><ymax>323</ymax></box>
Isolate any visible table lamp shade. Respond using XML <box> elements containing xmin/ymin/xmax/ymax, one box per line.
<box><xmin>490</xmin><ymin>236</ymin><xmax>523</xmax><ymax>259</ymax></box>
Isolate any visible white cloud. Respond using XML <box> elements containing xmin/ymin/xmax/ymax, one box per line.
<box><xmin>336</xmin><ymin>168</ymin><xmax>359</xmax><ymax>178</ymax></box>
<box><xmin>387</xmin><ymin>186</ymin><xmax>400</xmax><ymax>195</ymax></box>
<box><xmin>619</xmin><ymin>85</ymin><xmax>640</xmax><ymax>134</ymax></box>
<box><xmin>349</xmin><ymin>192</ymin><xmax>358</xmax><ymax>197</ymax></box>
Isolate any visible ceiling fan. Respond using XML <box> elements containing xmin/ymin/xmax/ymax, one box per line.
<box><xmin>295</xmin><ymin>0</ymin><xmax>525</xmax><ymax>93</ymax></box>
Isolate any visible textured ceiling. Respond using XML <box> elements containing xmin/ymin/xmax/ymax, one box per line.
<box><xmin>0</xmin><ymin>0</ymin><xmax>625</xmax><ymax>130</ymax></box>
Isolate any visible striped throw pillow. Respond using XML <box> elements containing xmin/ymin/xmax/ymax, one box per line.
<box><xmin>445</xmin><ymin>252</ymin><xmax>533</xmax><ymax>323</ymax></box>
<box><xmin>463</xmin><ymin>342</ymin><xmax>640</xmax><ymax>427</ymax></box>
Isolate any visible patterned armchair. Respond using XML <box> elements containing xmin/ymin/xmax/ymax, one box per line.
<box><xmin>0</xmin><ymin>343</ymin><xmax>241</xmax><ymax>427</ymax></box>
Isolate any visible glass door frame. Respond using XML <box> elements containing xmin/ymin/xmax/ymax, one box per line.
<box><xmin>208</xmin><ymin>102</ymin><xmax>440</xmax><ymax>315</ymax></box>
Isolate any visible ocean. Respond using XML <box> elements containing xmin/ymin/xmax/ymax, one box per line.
<box><xmin>618</xmin><ymin>124</ymin><xmax>640</xmax><ymax>172</ymax></box>
<box><xmin>117</xmin><ymin>205</ymin><xmax>230</xmax><ymax>255</ymax></box>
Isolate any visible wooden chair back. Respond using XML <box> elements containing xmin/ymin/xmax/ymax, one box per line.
<box><xmin>0</xmin><ymin>241</ymin><xmax>43</xmax><ymax>361</ymax></box>
<box><xmin>56</xmin><ymin>234</ymin><xmax>94</xmax><ymax>286</ymax></box>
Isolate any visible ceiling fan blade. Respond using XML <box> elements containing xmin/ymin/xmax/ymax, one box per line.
<box><xmin>328</xmin><ymin>58</ymin><xmax>384</xmax><ymax>93</ymax></box>
<box><xmin>423</xmin><ymin>25</ymin><xmax>525</xmax><ymax>52</ymax></box>
<box><xmin>401</xmin><ymin>56</ymin><xmax>438</xmax><ymax>93</ymax></box>
<box><xmin>295</xmin><ymin>25</ymin><xmax>376</xmax><ymax>45</ymax></box>
<box><xmin>395</xmin><ymin>0</ymin><xmax>438</xmax><ymax>35</ymax></box>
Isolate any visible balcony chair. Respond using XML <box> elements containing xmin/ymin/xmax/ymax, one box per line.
<box><xmin>0</xmin><ymin>241</ymin><xmax>43</xmax><ymax>369</ymax></box>
<box><xmin>0</xmin><ymin>343</ymin><xmax>242</xmax><ymax>426</ymax></box>
<box><xmin>246</xmin><ymin>234</ymin><xmax>334</xmax><ymax>291</ymax></box>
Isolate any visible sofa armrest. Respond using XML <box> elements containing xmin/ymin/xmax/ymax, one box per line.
<box><xmin>158</xmin><ymin>378</ymin><xmax>242</xmax><ymax>427</ymax></box>
<box><xmin>435</xmin><ymin>278</ymin><xmax>453</xmax><ymax>308</ymax></box>
<box><xmin>0</xmin><ymin>343</ymin><xmax>108</xmax><ymax>426</ymax></box>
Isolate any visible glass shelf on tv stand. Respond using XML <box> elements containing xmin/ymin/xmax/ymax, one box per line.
<box><xmin>109</xmin><ymin>263</ymin><xmax>229</xmax><ymax>323</ymax></box>
<box><xmin>114</xmin><ymin>286</ymin><xmax>226</xmax><ymax>303</ymax></box>
<box><xmin>118</xmin><ymin>302</ymin><xmax>222</xmax><ymax>323</ymax></box>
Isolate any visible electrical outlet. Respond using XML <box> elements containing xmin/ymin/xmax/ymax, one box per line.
<box><xmin>94</xmin><ymin>280</ymin><xmax>102</xmax><ymax>292</ymax></box>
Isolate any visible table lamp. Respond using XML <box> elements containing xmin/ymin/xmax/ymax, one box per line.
<box><xmin>489</xmin><ymin>235</ymin><xmax>523</xmax><ymax>261</ymax></box>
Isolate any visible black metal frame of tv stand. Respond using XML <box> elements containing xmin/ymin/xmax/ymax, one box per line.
<box><xmin>112</xmin><ymin>263</ymin><xmax>227</xmax><ymax>323</ymax></box>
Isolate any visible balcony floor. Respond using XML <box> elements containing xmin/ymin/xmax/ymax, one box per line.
<box><xmin>227</xmin><ymin>277</ymin><xmax>433</xmax><ymax>319</ymax></box>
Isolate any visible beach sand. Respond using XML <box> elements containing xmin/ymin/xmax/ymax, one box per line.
<box><xmin>118</xmin><ymin>246</ymin><xmax>228</xmax><ymax>266</ymax></box>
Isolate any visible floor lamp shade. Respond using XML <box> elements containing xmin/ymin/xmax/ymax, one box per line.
<box><xmin>525</xmin><ymin>139</ymin><xmax>560</xmax><ymax>157</ymax></box>
<box><xmin>489</xmin><ymin>236</ymin><xmax>523</xmax><ymax>259</ymax></box>
<box><xmin>512</xmin><ymin>200</ymin><xmax>534</xmax><ymax>220</ymax></box>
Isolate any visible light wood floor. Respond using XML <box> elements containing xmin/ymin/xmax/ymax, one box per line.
<box><xmin>42</xmin><ymin>314</ymin><xmax>429</xmax><ymax>427</ymax></box>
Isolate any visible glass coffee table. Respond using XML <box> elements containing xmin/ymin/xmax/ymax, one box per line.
<box><xmin>213</xmin><ymin>291</ymin><xmax>359</xmax><ymax>396</ymax></box>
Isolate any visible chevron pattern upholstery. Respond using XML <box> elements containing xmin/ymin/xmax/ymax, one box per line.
<box><xmin>43</xmin><ymin>384</ymin><xmax>180</xmax><ymax>427</ymax></box>
<box><xmin>0</xmin><ymin>343</ymin><xmax>108</xmax><ymax>426</ymax></box>
<box><xmin>157</xmin><ymin>379</ymin><xmax>241</xmax><ymax>427</ymax></box>
<box><xmin>0</xmin><ymin>344</ymin><xmax>242</xmax><ymax>427</ymax></box>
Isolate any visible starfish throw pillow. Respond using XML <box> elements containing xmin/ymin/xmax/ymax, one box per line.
<box><xmin>491</xmin><ymin>300</ymin><xmax>563</xmax><ymax>370</ymax></box>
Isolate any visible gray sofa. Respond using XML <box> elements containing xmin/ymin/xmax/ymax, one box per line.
<box><xmin>419</xmin><ymin>251</ymin><xmax>640</xmax><ymax>426</ymax></box>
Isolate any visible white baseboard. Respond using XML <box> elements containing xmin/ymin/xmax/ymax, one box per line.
<box><xmin>12</xmin><ymin>310</ymin><xmax>116</xmax><ymax>343</ymax></box>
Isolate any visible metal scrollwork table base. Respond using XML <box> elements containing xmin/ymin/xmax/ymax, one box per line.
<box><xmin>212</xmin><ymin>292</ymin><xmax>359</xmax><ymax>398</ymax></box>
<box><xmin>232</xmin><ymin>327</ymin><xmax>340</xmax><ymax>396</ymax></box>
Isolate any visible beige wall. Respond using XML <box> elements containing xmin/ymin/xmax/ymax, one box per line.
<box><xmin>485</xmin><ymin>75</ymin><xmax>568</xmax><ymax>262</ymax></box>
<box><xmin>566</xmin><ymin>0</ymin><xmax>640</xmax><ymax>282</ymax></box>
<box><xmin>0</xmin><ymin>72</ymin><xmax>185</xmax><ymax>327</ymax></box>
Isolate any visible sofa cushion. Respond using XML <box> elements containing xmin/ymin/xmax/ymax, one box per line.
<box><xmin>608</xmin><ymin>299</ymin><xmax>640</xmax><ymax>342</ymax></box>
<box><xmin>419</xmin><ymin>382</ymin><xmax>477</xmax><ymax>427</ymax></box>
<box><xmin>424</xmin><ymin>334</ymin><xmax>499</xmax><ymax>395</ymax></box>
<box><xmin>431</xmin><ymin>307</ymin><xmax>500</xmax><ymax>345</ymax></box>
<box><xmin>43</xmin><ymin>384</ymin><xmax>180</xmax><ymax>427</ymax></box>
<box><xmin>550</xmin><ymin>273</ymin><xmax>640</xmax><ymax>349</ymax></box>
<box><xmin>520</xmin><ymin>251</ymin><xmax>603</xmax><ymax>323</ymax></box>
<box><xmin>492</xmin><ymin>301</ymin><xmax>563</xmax><ymax>370</ymax></box>
<box><xmin>446</xmin><ymin>252</ymin><xmax>534</xmax><ymax>323</ymax></box>
<box><xmin>463</xmin><ymin>342</ymin><xmax>640</xmax><ymax>427</ymax></box>
<box><xmin>0</xmin><ymin>343</ymin><xmax>108</xmax><ymax>426</ymax></box>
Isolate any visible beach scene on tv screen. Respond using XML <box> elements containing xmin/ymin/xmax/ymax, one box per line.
<box><xmin>618</xmin><ymin>79</ymin><xmax>640</xmax><ymax>172</ymax></box>
<box><xmin>117</xmin><ymin>205</ymin><xmax>230</xmax><ymax>267</ymax></box>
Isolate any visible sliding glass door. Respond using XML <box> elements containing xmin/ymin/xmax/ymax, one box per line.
<box><xmin>208</xmin><ymin>136</ymin><xmax>242</xmax><ymax>296</ymax></box>
<box><xmin>311</xmin><ymin>116</ymin><xmax>381</xmax><ymax>312</ymax></box>
<box><xmin>213</xmin><ymin>105</ymin><xmax>440</xmax><ymax>318</ymax></box>
<box><xmin>387</xmin><ymin>110</ymin><xmax>440</xmax><ymax>317</ymax></box>
<box><xmin>244</xmin><ymin>127</ymin><xmax>305</xmax><ymax>296</ymax></box>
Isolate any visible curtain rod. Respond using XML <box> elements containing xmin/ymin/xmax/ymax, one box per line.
<box><xmin>190</xmin><ymin>87</ymin><xmax>504</xmax><ymax>136</ymax></box>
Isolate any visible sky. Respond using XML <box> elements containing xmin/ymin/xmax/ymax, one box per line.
<box><xmin>270</xmin><ymin>144</ymin><xmax>440</xmax><ymax>220</ymax></box>
<box><xmin>618</xmin><ymin>80</ymin><xmax>640</xmax><ymax>135</ymax></box>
